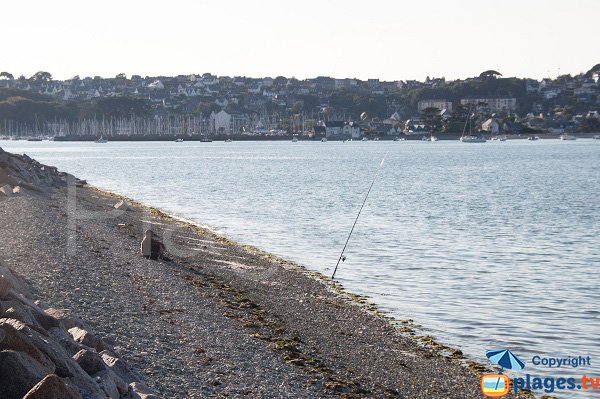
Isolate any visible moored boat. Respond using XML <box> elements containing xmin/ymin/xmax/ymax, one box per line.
<box><xmin>559</xmin><ymin>134</ymin><xmax>576</xmax><ymax>141</ymax></box>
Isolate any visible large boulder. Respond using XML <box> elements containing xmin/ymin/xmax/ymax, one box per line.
<box><xmin>100</xmin><ymin>350</ymin><xmax>139</xmax><ymax>384</ymax></box>
<box><xmin>47</xmin><ymin>327</ymin><xmax>84</xmax><ymax>356</ymax></box>
<box><xmin>22</xmin><ymin>373</ymin><xmax>83</xmax><ymax>399</ymax></box>
<box><xmin>68</xmin><ymin>327</ymin><xmax>106</xmax><ymax>352</ymax></box>
<box><xmin>130</xmin><ymin>382</ymin><xmax>161</xmax><ymax>399</ymax></box>
<box><xmin>93</xmin><ymin>369</ymin><xmax>120</xmax><ymax>399</ymax></box>
<box><xmin>0</xmin><ymin>319</ymin><xmax>56</xmax><ymax>372</ymax></box>
<box><xmin>0</xmin><ymin>262</ymin><xmax>32</xmax><ymax>297</ymax></box>
<box><xmin>73</xmin><ymin>348</ymin><xmax>105</xmax><ymax>375</ymax></box>
<box><xmin>46</xmin><ymin>308</ymin><xmax>92</xmax><ymax>331</ymax></box>
<box><xmin>0</xmin><ymin>350</ymin><xmax>53</xmax><ymax>399</ymax></box>
<box><xmin>0</xmin><ymin>274</ymin><xmax>12</xmax><ymax>299</ymax></box>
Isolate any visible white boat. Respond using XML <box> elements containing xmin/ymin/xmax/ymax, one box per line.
<box><xmin>594</xmin><ymin>135</ymin><xmax>600</xmax><ymax>140</ymax></box>
<box><xmin>175</xmin><ymin>138</ymin><xmax>184</xmax><ymax>143</ymax></box>
<box><xmin>292</xmin><ymin>135</ymin><xmax>298</xmax><ymax>142</ymax></box>
<box><xmin>94</xmin><ymin>137</ymin><xmax>108</xmax><ymax>144</ymax></box>
<box><xmin>321</xmin><ymin>137</ymin><xmax>327</xmax><ymax>142</ymax></box>
<box><xmin>430</xmin><ymin>136</ymin><xmax>438</xmax><ymax>142</ymax></box>
<box><xmin>373</xmin><ymin>137</ymin><xmax>380</xmax><ymax>141</ymax></box>
<box><xmin>559</xmin><ymin>134</ymin><xmax>576</xmax><ymax>141</ymax></box>
<box><xmin>225</xmin><ymin>138</ymin><xmax>233</xmax><ymax>142</ymax></box>
<box><xmin>361</xmin><ymin>137</ymin><xmax>369</xmax><ymax>141</ymax></box>
<box><xmin>460</xmin><ymin>135</ymin><xmax>487</xmax><ymax>143</ymax></box>
<box><xmin>527</xmin><ymin>136</ymin><xmax>539</xmax><ymax>141</ymax></box>
<box><xmin>460</xmin><ymin>107</ymin><xmax>486</xmax><ymax>143</ymax></box>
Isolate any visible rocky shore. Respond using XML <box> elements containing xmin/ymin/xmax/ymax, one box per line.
<box><xmin>0</xmin><ymin>145</ymin><xmax>515</xmax><ymax>398</ymax></box>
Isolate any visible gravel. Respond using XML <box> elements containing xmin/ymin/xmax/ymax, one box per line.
<box><xmin>0</xmin><ymin>185</ymin><xmax>492</xmax><ymax>398</ymax></box>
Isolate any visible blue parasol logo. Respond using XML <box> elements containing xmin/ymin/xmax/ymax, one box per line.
<box><xmin>486</xmin><ymin>349</ymin><xmax>526</xmax><ymax>372</ymax></box>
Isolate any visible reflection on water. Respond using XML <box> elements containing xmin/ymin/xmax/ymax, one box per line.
<box><xmin>3</xmin><ymin>139</ymin><xmax>599</xmax><ymax>394</ymax></box>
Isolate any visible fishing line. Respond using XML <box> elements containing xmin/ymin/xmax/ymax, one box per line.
<box><xmin>331</xmin><ymin>152</ymin><xmax>388</xmax><ymax>279</ymax></box>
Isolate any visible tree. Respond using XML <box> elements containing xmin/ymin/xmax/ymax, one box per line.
<box><xmin>0</xmin><ymin>72</ymin><xmax>14</xmax><ymax>80</ymax></box>
<box><xmin>420</xmin><ymin>107</ymin><xmax>442</xmax><ymax>133</ymax></box>
<box><xmin>31</xmin><ymin>71</ymin><xmax>53</xmax><ymax>82</ymax></box>
<box><xmin>115</xmin><ymin>73</ymin><xmax>127</xmax><ymax>80</ymax></box>
<box><xmin>479</xmin><ymin>70</ymin><xmax>502</xmax><ymax>79</ymax></box>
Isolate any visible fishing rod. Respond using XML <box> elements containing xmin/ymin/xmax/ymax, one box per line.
<box><xmin>331</xmin><ymin>152</ymin><xmax>388</xmax><ymax>279</ymax></box>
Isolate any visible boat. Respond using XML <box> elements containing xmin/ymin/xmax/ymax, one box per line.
<box><xmin>292</xmin><ymin>135</ymin><xmax>298</xmax><ymax>142</ymax></box>
<box><xmin>559</xmin><ymin>134</ymin><xmax>576</xmax><ymax>141</ymax></box>
<box><xmin>225</xmin><ymin>138</ymin><xmax>233</xmax><ymax>142</ymax></box>
<box><xmin>460</xmin><ymin>135</ymin><xmax>486</xmax><ymax>143</ymax></box>
<box><xmin>460</xmin><ymin>107</ymin><xmax>486</xmax><ymax>143</ymax></box>
<box><xmin>175</xmin><ymin>138</ymin><xmax>184</xmax><ymax>143</ymax></box>
<box><xmin>361</xmin><ymin>137</ymin><xmax>369</xmax><ymax>141</ymax></box>
<box><xmin>94</xmin><ymin>137</ymin><xmax>108</xmax><ymax>144</ymax></box>
<box><xmin>27</xmin><ymin>138</ymin><xmax>43</xmax><ymax>142</ymax></box>
<box><xmin>527</xmin><ymin>136</ymin><xmax>539</xmax><ymax>141</ymax></box>
<box><xmin>430</xmin><ymin>136</ymin><xmax>438</xmax><ymax>142</ymax></box>
<box><xmin>373</xmin><ymin>137</ymin><xmax>380</xmax><ymax>141</ymax></box>
<box><xmin>321</xmin><ymin>137</ymin><xmax>328</xmax><ymax>142</ymax></box>
<box><xmin>200</xmin><ymin>137</ymin><xmax>213</xmax><ymax>142</ymax></box>
<box><xmin>594</xmin><ymin>135</ymin><xmax>600</xmax><ymax>140</ymax></box>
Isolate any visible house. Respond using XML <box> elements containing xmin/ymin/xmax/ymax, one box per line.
<box><xmin>418</xmin><ymin>99</ymin><xmax>453</xmax><ymax>112</ymax></box>
<box><xmin>325</xmin><ymin>121</ymin><xmax>344</xmax><ymax>137</ymax></box>
<box><xmin>481</xmin><ymin>118</ymin><xmax>500</xmax><ymax>134</ymax></box>
<box><xmin>342</xmin><ymin>122</ymin><xmax>361</xmax><ymax>139</ymax></box>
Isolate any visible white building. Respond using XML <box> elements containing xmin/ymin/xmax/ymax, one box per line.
<box><xmin>418</xmin><ymin>99</ymin><xmax>453</xmax><ymax>112</ymax></box>
<box><xmin>460</xmin><ymin>97</ymin><xmax>517</xmax><ymax>112</ymax></box>
<box><xmin>481</xmin><ymin>118</ymin><xmax>500</xmax><ymax>134</ymax></box>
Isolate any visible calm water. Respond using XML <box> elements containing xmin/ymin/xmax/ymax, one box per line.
<box><xmin>3</xmin><ymin>139</ymin><xmax>599</xmax><ymax>392</ymax></box>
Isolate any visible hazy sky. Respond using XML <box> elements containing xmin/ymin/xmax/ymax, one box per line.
<box><xmin>2</xmin><ymin>0</ymin><xmax>598</xmax><ymax>81</ymax></box>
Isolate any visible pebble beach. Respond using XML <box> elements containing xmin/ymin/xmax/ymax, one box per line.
<box><xmin>0</xmin><ymin>146</ymin><xmax>511</xmax><ymax>398</ymax></box>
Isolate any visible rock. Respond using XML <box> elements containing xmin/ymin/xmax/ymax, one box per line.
<box><xmin>114</xmin><ymin>200</ymin><xmax>129</xmax><ymax>211</ymax></box>
<box><xmin>1</xmin><ymin>300</ymin><xmax>45</xmax><ymax>332</ymax></box>
<box><xmin>22</xmin><ymin>374</ymin><xmax>83</xmax><ymax>399</ymax></box>
<box><xmin>0</xmin><ymin>274</ymin><xmax>12</xmax><ymax>299</ymax></box>
<box><xmin>100</xmin><ymin>350</ymin><xmax>138</xmax><ymax>384</ymax></box>
<box><xmin>93</xmin><ymin>369</ymin><xmax>120</xmax><ymax>399</ymax></box>
<box><xmin>0</xmin><ymin>350</ymin><xmax>53</xmax><ymax>399</ymax></box>
<box><xmin>68</xmin><ymin>327</ymin><xmax>106</xmax><ymax>352</ymax></box>
<box><xmin>47</xmin><ymin>327</ymin><xmax>83</xmax><ymax>356</ymax></box>
<box><xmin>4</xmin><ymin>290</ymin><xmax>56</xmax><ymax>333</ymax></box>
<box><xmin>0</xmin><ymin>184</ymin><xmax>12</xmax><ymax>196</ymax></box>
<box><xmin>130</xmin><ymin>382</ymin><xmax>161</xmax><ymax>399</ymax></box>
<box><xmin>46</xmin><ymin>308</ymin><xmax>92</xmax><ymax>331</ymax></box>
<box><xmin>0</xmin><ymin>319</ymin><xmax>56</xmax><ymax>372</ymax></box>
<box><xmin>0</xmin><ymin>328</ymin><xmax>5</xmax><ymax>343</ymax></box>
<box><xmin>73</xmin><ymin>348</ymin><xmax>105</xmax><ymax>375</ymax></box>
<box><xmin>12</xmin><ymin>186</ymin><xmax>22</xmax><ymax>194</ymax></box>
<box><xmin>0</xmin><ymin>262</ymin><xmax>32</xmax><ymax>297</ymax></box>
<box><xmin>0</xmin><ymin>317</ymin><xmax>88</xmax><ymax>379</ymax></box>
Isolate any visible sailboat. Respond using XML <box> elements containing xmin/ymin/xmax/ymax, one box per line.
<box><xmin>94</xmin><ymin>136</ymin><xmax>108</xmax><ymax>143</ymax></box>
<box><xmin>460</xmin><ymin>108</ymin><xmax>486</xmax><ymax>143</ymax></box>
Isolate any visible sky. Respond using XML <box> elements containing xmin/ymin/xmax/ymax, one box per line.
<box><xmin>1</xmin><ymin>0</ymin><xmax>599</xmax><ymax>81</ymax></box>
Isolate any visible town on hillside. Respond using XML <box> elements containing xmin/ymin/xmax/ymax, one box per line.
<box><xmin>0</xmin><ymin>66</ymin><xmax>599</xmax><ymax>140</ymax></box>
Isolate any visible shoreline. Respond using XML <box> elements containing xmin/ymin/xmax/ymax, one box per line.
<box><xmin>0</xmin><ymin>148</ymin><xmax>534</xmax><ymax>398</ymax></box>
<box><xmin>1</xmin><ymin>132</ymin><xmax>599</xmax><ymax>142</ymax></box>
